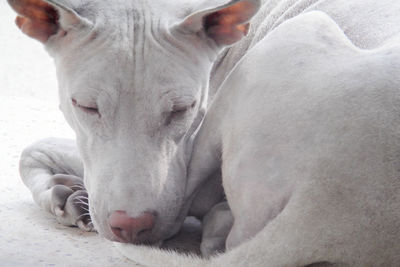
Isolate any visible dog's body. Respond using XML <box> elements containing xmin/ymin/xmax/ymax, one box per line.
<box><xmin>117</xmin><ymin>8</ymin><xmax>400</xmax><ymax>267</ymax></box>
<box><xmin>9</xmin><ymin>0</ymin><xmax>400</xmax><ymax>265</ymax></box>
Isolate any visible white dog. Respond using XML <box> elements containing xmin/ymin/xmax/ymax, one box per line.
<box><xmin>9</xmin><ymin>0</ymin><xmax>400</xmax><ymax>265</ymax></box>
<box><xmin>116</xmin><ymin>8</ymin><xmax>400</xmax><ymax>267</ymax></box>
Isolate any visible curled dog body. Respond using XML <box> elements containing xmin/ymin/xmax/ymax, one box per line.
<box><xmin>8</xmin><ymin>0</ymin><xmax>400</xmax><ymax>265</ymax></box>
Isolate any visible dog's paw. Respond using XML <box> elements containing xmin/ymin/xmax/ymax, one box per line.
<box><xmin>48</xmin><ymin>174</ymin><xmax>94</xmax><ymax>231</ymax></box>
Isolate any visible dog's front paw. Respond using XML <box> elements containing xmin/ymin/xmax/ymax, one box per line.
<box><xmin>200</xmin><ymin>202</ymin><xmax>233</xmax><ymax>258</ymax></box>
<box><xmin>48</xmin><ymin>174</ymin><xmax>94</xmax><ymax>231</ymax></box>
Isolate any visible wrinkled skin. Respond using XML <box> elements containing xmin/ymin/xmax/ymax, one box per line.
<box><xmin>116</xmin><ymin>9</ymin><xmax>400</xmax><ymax>267</ymax></box>
<box><xmin>11</xmin><ymin>0</ymin><xmax>259</xmax><ymax>245</ymax></box>
<box><xmin>13</xmin><ymin>0</ymin><xmax>400</xmax><ymax>263</ymax></box>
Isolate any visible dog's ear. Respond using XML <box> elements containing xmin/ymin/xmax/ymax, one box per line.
<box><xmin>177</xmin><ymin>0</ymin><xmax>261</xmax><ymax>46</ymax></box>
<box><xmin>8</xmin><ymin>0</ymin><xmax>92</xmax><ymax>43</ymax></box>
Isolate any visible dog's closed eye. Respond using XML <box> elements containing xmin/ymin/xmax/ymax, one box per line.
<box><xmin>72</xmin><ymin>98</ymin><xmax>100</xmax><ymax>116</ymax></box>
<box><xmin>164</xmin><ymin>100</ymin><xmax>196</xmax><ymax>126</ymax></box>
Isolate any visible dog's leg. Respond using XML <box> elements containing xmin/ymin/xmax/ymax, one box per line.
<box><xmin>200</xmin><ymin>201</ymin><xmax>233</xmax><ymax>258</ymax></box>
<box><xmin>19</xmin><ymin>137</ymin><xmax>93</xmax><ymax>231</ymax></box>
<box><xmin>187</xmin><ymin>170</ymin><xmax>231</xmax><ymax>258</ymax></box>
<box><xmin>222</xmin><ymin>150</ymin><xmax>294</xmax><ymax>250</ymax></box>
<box><xmin>189</xmin><ymin>170</ymin><xmax>224</xmax><ymax>217</ymax></box>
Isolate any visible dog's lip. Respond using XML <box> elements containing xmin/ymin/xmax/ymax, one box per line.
<box><xmin>133</xmin><ymin>238</ymin><xmax>161</xmax><ymax>246</ymax></box>
<box><xmin>105</xmin><ymin>224</ymin><xmax>163</xmax><ymax>245</ymax></box>
<box><xmin>105</xmin><ymin>232</ymin><xmax>161</xmax><ymax>245</ymax></box>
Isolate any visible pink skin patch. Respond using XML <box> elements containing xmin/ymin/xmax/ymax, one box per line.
<box><xmin>8</xmin><ymin>0</ymin><xmax>59</xmax><ymax>42</ymax></box>
<box><xmin>204</xmin><ymin>1</ymin><xmax>256</xmax><ymax>45</ymax></box>
<box><xmin>109</xmin><ymin>210</ymin><xmax>155</xmax><ymax>244</ymax></box>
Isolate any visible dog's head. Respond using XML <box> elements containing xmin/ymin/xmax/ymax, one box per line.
<box><xmin>9</xmin><ymin>0</ymin><xmax>260</xmax><ymax>243</ymax></box>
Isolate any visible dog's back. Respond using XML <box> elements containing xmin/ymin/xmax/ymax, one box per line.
<box><xmin>210</xmin><ymin>11</ymin><xmax>400</xmax><ymax>266</ymax></box>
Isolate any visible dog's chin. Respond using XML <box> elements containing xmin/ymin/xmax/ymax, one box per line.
<box><xmin>103</xmin><ymin>232</ymin><xmax>164</xmax><ymax>247</ymax></box>
<box><xmin>153</xmin><ymin>240</ymin><xmax>163</xmax><ymax>247</ymax></box>
<box><xmin>130</xmin><ymin>237</ymin><xmax>163</xmax><ymax>247</ymax></box>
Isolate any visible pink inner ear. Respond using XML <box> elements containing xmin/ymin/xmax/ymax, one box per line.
<box><xmin>9</xmin><ymin>0</ymin><xmax>60</xmax><ymax>42</ymax></box>
<box><xmin>203</xmin><ymin>1</ymin><xmax>257</xmax><ymax>46</ymax></box>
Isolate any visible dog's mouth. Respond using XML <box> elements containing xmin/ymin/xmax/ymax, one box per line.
<box><xmin>111</xmin><ymin>231</ymin><xmax>157</xmax><ymax>244</ymax></box>
<box><xmin>105</xmin><ymin>229</ymin><xmax>163</xmax><ymax>246</ymax></box>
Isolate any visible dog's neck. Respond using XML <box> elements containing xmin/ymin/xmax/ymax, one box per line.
<box><xmin>208</xmin><ymin>0</ymin><xmax>321</xmax><ymax>101</ymax></box>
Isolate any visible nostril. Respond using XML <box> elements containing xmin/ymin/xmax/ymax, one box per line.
<box><xmin>110</xmin><ymin>226</ymin><xmax>128</xmax><ymax>243</ymax></box>
<box><xmin>109</xmin><ymin>210</ymin><xmax>156</xmax><ymax>244</ymax></box>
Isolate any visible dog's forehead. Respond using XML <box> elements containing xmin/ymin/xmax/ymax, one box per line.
<box><xmin>52</xmin><ymin>0</ymin><xmax>181</xmax><ymax>55</ymax></box>
<box><xmin>71</xmin><ymin>0</ymin><xmax>185</xmax><ymax>26</ymax></box>
<box><xmin>63</xmin><ymin>43</ymin><xmax>201</xmax><ymax>96</ymax></box>
<box><xmin>54</xmin><ymin>0</ymin><xmax>209</xmax><ymax>108</ymax></box>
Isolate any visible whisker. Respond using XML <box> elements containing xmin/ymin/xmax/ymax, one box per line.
<box><xmin>74</xmin><ymin>198</ymin><xmax>88</xmax><ymax>203</ymax></box>
<box><xmin>74</xmin><ymin>202</ymin><xmax>90</xmax><ymax>209</ymax></box>
<box><xmin>76</xmin><ymin>213</ymin><xmax>91</xmax><ymax>220</ymax></box>
<box><xmin>74</xmin><ymin>203</ymin><xmax>89</xmax><ymax>211</ymax></box>
<box><xmin>74</xmin><ymin>200</ymin><xmax>89</xmax><ymax>205</ymax></box>
<box><xmin>79</xmin><ymin>206</ymin><xmax>90</xmax><ymax>212</ymax></box>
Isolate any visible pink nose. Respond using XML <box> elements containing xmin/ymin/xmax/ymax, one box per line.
<box><xmin>109</xmin><ymin>210</ymin><xmax>155</xmax><ymax>243</ymax></box>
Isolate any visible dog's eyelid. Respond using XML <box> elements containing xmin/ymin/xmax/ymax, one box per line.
<box><xmin>164</xmin><ymin>100</ymin><xmax>196</xmax><ymax>126</ymax></box>
<box><xmin>71</xmin><ymin>97</ymin><xmax>100</xmax><ymax>116</ymax></box>
<box><xmin>171</xmin><ymin>100</ymin><xmax>196</xmax><ymax>113</ymax></box>
<box><xmin>172</xmin><ymin>105</ymin><xmax>188</xmax><ymax>113</ymax></box>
